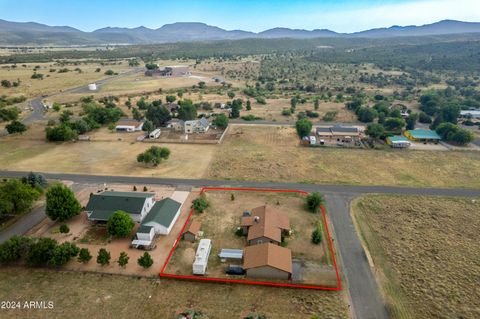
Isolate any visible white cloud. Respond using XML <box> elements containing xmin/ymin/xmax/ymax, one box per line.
<box><xmin>289</xmin><ymin>0</ymin><xmax>480</xmax><ymax>32</ymax></box>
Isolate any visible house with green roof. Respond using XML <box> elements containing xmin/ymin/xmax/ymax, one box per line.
<box><xmin>86</xmin><ymin>191</ymin><xmax>155</xmax><ymax>222</ymax></box>
<box><xmin>141</xmin><ymin>198</ymin><xmax>182</xmax><ymax>235</ymax></box>
<box><xmin>404</xmin><ymin>129</ymin><xmax>441</xmax><ymax>143</ymax></box>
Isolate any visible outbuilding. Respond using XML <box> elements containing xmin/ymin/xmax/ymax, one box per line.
<box><xmin>183</xmin><ymin>220</ymin><xmax>201</xmax><ymax>242</ymax></box>
<box><xmin>386</xmin><ymin>136</ymin><xmax>411</xmax><ymax>148</ymax></box>
<box><xmin>404</xmin><ymin>129</ymin><xmax>441</xmax><ymax>143</ymax></box>
<box><xmin>141</xmin><ymin>198</ymin><xmax>182</xmax><ymax>235</ymax></box>
<box><xmin>131</xmin><ymin>225</ymin><xmax>155</xmax><ymax>249</ymax></box>
<box><xmin>115</xmin><ymin>118</ymin><xmax>144</xmax><ymax>132</ymax></box>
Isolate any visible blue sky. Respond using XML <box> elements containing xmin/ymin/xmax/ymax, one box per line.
<box><xmin>0</xmin><ymin>0</ymin><xmax>479</xmax><ymax>32</ymax></box>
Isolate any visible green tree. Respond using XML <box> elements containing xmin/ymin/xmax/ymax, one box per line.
<box><xmin>0</xmin><ymin>236</ymin><xmax>32</xmax><ymax>264</ymax></box>
<box><xmin>118</xmin><ymin>251</ymin><xmax>129</xmax><ymax>268</ymax></box>
<box><xmin>59</xmin><ymin>110</ymin><xmax>73</xmax><ymax>123</ymax></box>
<box><xmin>305</xmin><ymin>192</ymin><xmax>324</xmax><ymax>213</ymax></box>
<box><xmin>166</xmin><ymin>95</ymin><xmax>176</xmax><ymax>103</ymax></box>
<box><xmin>45</xmin><ymin>183</ymin><xmax>81</xmax><ymax>222</ymax></box>
<box><xmin>49</xmin><ymin>242</ymin><xmax>79</xmax><ymax>267</ymax></box>
<box><xmin>137</xmin><ymin>146</ymin><xmax>170</xmax><ymax>166</ymax></box>
<box><xmin>145</xmin><ymin>105</ymin><xmax>171</xmax><ymax>127</ymax></box>
<box><xmin>227</xmin><ymin>91</ymin><xmax>235</xmax><ymax>99</ymax></box>
<box><xmin>450</xmin><ymin>129</ymin><xmax>474</xmax><ymax>145</ymax></box>
<box><xmin>97</xmin><ymin>248</ymin><xmax>111</xmax><ymax>266</ymax></box>
<box><xmin>246</xmin><ymin>100</ymin><xmax>251</xmax><ymax>110</ymax></box>
<box><xmin>25</xmin><ymin>237</ymin><xmax>58</xmax><ymax>267</ymax></box>
<box><xmin>366</xmin><ymin>123</ymin><xmax>385</xmax><ymax>139</ymax></box>
<box><xmin>177</xmin><ymin>102</ymin><xmax>197</xmax><ymax>121</ymax></box>
<box><xmin>45</xmin><ymin>124</ymin><xmax>78</xmax><ymax>141</ymax></box>
<box><xmin>384</xmin><ymin>117</ymin><xmax>406</xmax><ymax>131</ymax></box>
<box><xmin>191</xmin><ymin>194</ymin><xmax>210</xmax><ymax>213</ymax></box>
<box><xmin>213</xmin><ymin>113</ymin><xmax>229</xmax><ymax>128</ymax></box>
<box><xmin>295</xmin><ymin>118</ymin><xmax>312</xmax><ymax>138</ymax></box>
<box><xmin>137</xmin><ymin>252</ymin><xmax>153</xmax><ymax>268</ymax></box>
<box><xmin>78</xmin><ymin>248</ymin><xmax>92</xmax><ymax>264</ymax></box>
<box><xmin>107</xmin><ymin>211</ymin><xmax>135</xmax><ymax>238</ymax></box>
<box><xmin>357</xmin><ymin>107</ymin><xmax>377</xmax><ymax>123</ymax></box>
<box><xmin>142</xmin><ymin>120</ymin><xmax>154</xmax><ymax>133</ymax></box>
<box><xmin>314</xmin><ymin>98</ymin><xmax>319</xmax><ymax>110</ymax></box>
<box><xmin>0</xmin><ymin>179</ymin><xmax>41</xmax><ymax>216</ymax></box>
<box><xmin>405</xmin><ymin>113</ymin><xmax>418</xmax><ymax>130</ymax></box>
<box><xmin>6</xmin><ymin>120</ymin><xmax>27</xmax><ymax>134</ymax></box>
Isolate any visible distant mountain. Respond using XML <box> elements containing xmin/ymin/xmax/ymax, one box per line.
<box><xmin>1</xmin><ymin>19</ymin><xmax>480</xmax><ymax>46</ymax></box>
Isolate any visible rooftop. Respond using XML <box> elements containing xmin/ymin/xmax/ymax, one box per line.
<box><xmin>241</xmin><ymin>205</ymin><xmax>290</xmax><ymax>243</ymax></box>
<box><xmin>141</xmin><ymin>198</ymin><xmax>181</xmax><ymax>227</ymax></box>
<box><xmin>86</xmin><ymin>191</ymin><xmax>155</xmax><ymax>221</ymax></box>
<box><xmin>407</xmin><ymin>129</ymin><xmax>441</xmax><ymax>139</ymax></box>
<box><xmin>243</xmin><ymin>243</ymin><xmax>292</xmax><ymax>273</ymax></box>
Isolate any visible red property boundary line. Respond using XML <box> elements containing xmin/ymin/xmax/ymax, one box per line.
<box><xmin>159</xmin><ymin>187</ymin><xmax>342</xmax><ymax>291</ymax></box>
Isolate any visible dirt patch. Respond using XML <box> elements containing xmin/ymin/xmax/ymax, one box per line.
<box><xmin>352</xmin><ymin>195</ymin><xmax>480</xmax><ymax>319</ymax></box>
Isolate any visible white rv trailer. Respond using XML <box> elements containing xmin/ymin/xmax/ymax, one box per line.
<box><xmin>192</xmin><ymin>239</ymin><xmax>212</xmax><ymax>275</ymax></box>
<box><xmin>149</xmin><ymin>128</ymin><xmax>161</xmax><ymax>139</ymax></box>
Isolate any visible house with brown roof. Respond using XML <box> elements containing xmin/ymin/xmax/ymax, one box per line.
<box><xmin>243</xmin><ymin>243</ymin><xmax>292</xmax><ymax>280</ymax></box>
<box><xmin>183</xmin><ymin>220</ymin><xmax>201</xmax><ymax>242</ymax></box>
<box><xmin>115</xmin><ymin>118</ymin><xmax>144</xmax><ymax>132</ymax></box>
<box><xmin>240</xmin><ymin>205</ymin><xmax>290</xmax><ymax>246</ymax></box>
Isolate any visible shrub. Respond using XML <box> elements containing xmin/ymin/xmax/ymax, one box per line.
<box><xmin>311</xmin><ymin>227</ymin><xmax>322</xmax><ymax>244</ymax></box>
<box><xmin>97</xmin><ymin>248</ymin><xmax>111</xmax><ymax>266</ymax></box>
<box><xmin>6</xmin><ymin>120</ymin><xmax>27</xmax><ymax>134</ymax></box>
<box><xmin>138</xmin><ymin>252</ymin><xmax>153</xmax><ymax>268</ymax></box>
<box><xmin>78</xmin><ymin>248</ymin><xmax>92</xmax><ymax>263</ymax></box>
<box><xmin>118</xmin><ymin>251</ymin><xmax>129</xmax><ymax>268</ymax></box>
<box><xmin>191</xmin><ymin>194</ymin><xmax>210</xmax><ymax>213</ymax></box>
<box><xmin>49</xmin><ymin>242</ymin><xmax>79</xmax><ymax>267</ymax></box>
<box><xmin>306</xmin><ymin>192</ymin><xmax>324</xmax><ymax>213</ymax></box>
<box><xmin>0</xmin><ymin>236</ymin><xmax>32</xmax><ymax>264</ymax></box>
<box><xmin>59</xmin><ymin>224</ymin><xmax>70</xmax><ymax>234</ymax></box>
<box><xmin>137</xmin><ymin>146</ymin><xmax>170</xmax><ymax>166</ymax></box>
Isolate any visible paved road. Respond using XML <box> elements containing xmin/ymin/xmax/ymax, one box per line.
<box><xmin>1</xmin><ymin>171</ymin><xmax>479</xmax><ymax>319</ymax></box>
<box><xmin>326</xmin><ymin>194</ymin><xmax>389</xmax><ymax>319</ymax></box>
<box><xmin>230</xmin><ymin>119</ymin><xmax>364</xmax><ymax>126</ymax></box>
<box><xmin>0</xmin><ymin>205</ymin><xmax>46</xmax><ymax>244</ymax></box>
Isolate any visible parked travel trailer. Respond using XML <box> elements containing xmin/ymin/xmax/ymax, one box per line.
<box><xmin>193</xmin><ymin>239</ymin><xmax>212</xmax><ymax>275</ymax></box>
<box><xmin>149</xmin><ymin>128</ymin><xmax>161</xmax><ymax>139</ymax></box>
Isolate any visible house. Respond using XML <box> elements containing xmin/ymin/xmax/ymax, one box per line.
<box><xmin>86</xmin><ymin>191</ymin><xmax>155</xmax><ymax>222</ymax></box>
<box><xmin>115</xmin><ymin>118</ymin><xmax>144</xmax><ymax>132</ymax></box>
<box><xmin>240</xmin><ymin>205</ymin><xmax>290</xmax><ymax>246</ymax></box>
<box><xmin>460</xmin><ymin>110</ymin><xmax>480</xmax><ymax>119</ymax></box>
<box><xmin>184</xmin><ymin>118</ymin><xmax>210</xmax><ymax>134</ymax></box>
<box><xmin>386</xmin><ymin>136</ymin><xmax>411</xmax><ymax>148</ymax></box>
<box><xmin>141</xmin><ymin>198</ymin><xmax>182</xmax><ymax>235</ymax></box>
<box><xmin>131</xmin><ymin>225</ymin><xmax>155</xmax><ymax>249</ymax></box>
<box><xmin>183</xmin><ymin>220</ymin><xmax>202</xmax><ymax>242</ymax></box>
<box><xmin>316</xmin><ymin>125</ymin><xmax>363</xmax><ymax>142</ymax></box>
<box><xmin>166</xmin><ymin>119</ymin><xmax>185</xmax><ymax>132</ymax></box>
<box><xmin>404</xmin><ymin>129</ymin><xmax>441</xmax><ymax>143</ymax></box>
<box><xmin>193</xmin><ymin>239</ymin><xmax>212</xmax><ymax>275</ymax></box>
<box><xmin>243</xmin><ymin>243</ymin><xmax>292</xmax><ymax>280</ymax></box>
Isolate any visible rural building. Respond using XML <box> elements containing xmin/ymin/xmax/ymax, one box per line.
<box><xmin>404</xmin><ymin>129</ymin><xmax>441</xmax><ymax>143</ymax></box>
<box><xmin>165</xmin><ymin>102</ymin><xmax>179</xmax><ymax>115</ymax></box>
<box><xmin>166</xmin><ymin>119</ymin><xmax>185</xmax><ymax>131</ymax></box>
<box><xmin>145</xmin><ymin>66</ymin><xmax>190</xmax><ymax>77</ymax></box>
<box><xmin>131</xmin><ymin>225</ymin><xmax>155</xmax><ymax>249</ymax></box>
<box><xmin>240</xmin><ymin>206</ymin><xmax>290</xmax><ymax>246</ymax></box>
<box><xmin>460</xmin><ymin>110</ymin><xmax>480</xmax><ymax>119</ymax></box>
<box><xmin>193</xmin><ymin>239</ymin><xmax>212</xmax><ymax>275</ymax></box>
<box><xmin>243</xmin><ymin>243</ymin><xmax>292</xmax><ymax>280</ymax></box>
<box><xmin>184</xmin><ymin>118</ymin><xmax>210</xmax><ymax>134</ymax></box>
<box><xmin>386</xmin><ymin>136</ymin><xmax>411</xmax><ymax>148</ymax></box>
<box><xmin>183</xmin><ymin>220</ymin><xmax>202</xmax><ymax>242</ymax></box>
<box><xmin>115</xmin><ymin>118</ymin><xmax>144</xmax><ymax>132</ymax></box>
<box><xmin>141</xmin><ymin>198</ymin><xmax>182</xmax><ymax>235</ymax></box>
<box><xmin>218</xmin><ymin>249</ymin><xmax>243</xmax><ymax>262</ymax></box>
<box><xmin>86</xmin><ymin>191</ymin><xmax>155</xmax><ymax>223</ymax></box>
<box><xmin>316</xmin><ymin>125</ymin><xmax>363</xmax><ymax>142</ymax></box>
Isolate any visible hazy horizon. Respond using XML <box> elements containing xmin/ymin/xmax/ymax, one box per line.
<box><xmin>1</xmin><ymin>0</ymin><xmax>479</xmax><ymax>33</ymax></box>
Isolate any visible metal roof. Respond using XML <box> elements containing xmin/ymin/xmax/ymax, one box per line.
<box><xmin>141</xmin><ymin>198</ymin><xmax>181</xmax><ymax>228</ymax></box>
<box><xmin>218</xmin><ymin>249</ymin><xmax>243</xmax><ymax>259</ymax></box>
<box><xmin>85</xmin><ymin>191</ymin><xmax>154</xmax><ymax>221</ymax></box>
<box><xmin>407</xmin><ymin>129</ymin><xmax>441</xmax><ymax>139</ymax></box>
<box><xmin>387</xmin><ymin>136</ymin><xmax>410</xmax><ymax>142</ymax></box>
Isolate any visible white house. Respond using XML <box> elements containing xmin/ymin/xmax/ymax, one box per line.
<box><xmin>460</xmin><ymin>110</ymin><xmax>480</xmax><ymax>119</ymax></box>
<box><xmin>184</xmin><ymin>118</ymin><xmax>210</xmax><ymax>134</ymax></box>
<box><xmin>86</xmin><ymin>191</ymin><xmax>155</xmax><ymax>223</ymax></box>
<box><xmin>140</xmin><ymin>198</ymin><xmax>182</xmax><ymax>235</ymax></box>
<box><xmin>193</xmin><ymin>239</ymin><xmax>212</xmax><ymax>275</ymax></box>
<box><xmin>115</xmin><ymin>118</ymin><xmax>144</xmax><ymax>132</ymax></box>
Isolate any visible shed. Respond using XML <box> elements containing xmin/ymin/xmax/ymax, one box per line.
<box><xmin>184</xmin><ymin>220</ymin><xmax>201</xmax><ymax>242</ymax></box>
<box><xmin>386</xmin><ymin>136</ymin><xmax>411</xmax><ymax>148</ymax></box>
<box><xmin>131</xmin><ymin>225</ymin><xmax>155</xmax><ymax>249</ymax></box>
<box><xmin>218</xmin><ymin>249</ymin><xmax>243</xmax><ymax>262</ymax></box>
<box><xmin>141</xmin><ymin>198</ymin><xmax>182</xmax><ymax>235</ymax></box>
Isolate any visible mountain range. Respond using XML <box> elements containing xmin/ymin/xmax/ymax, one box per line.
<box><xmin>1</xmin><ymin>19</ymin><xmax>480</xmax><ymax>45</ymax></box>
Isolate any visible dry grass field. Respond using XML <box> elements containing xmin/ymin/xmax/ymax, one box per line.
<box><xmin>351</xmin><ymin>195</ymin><xmax>480</xmax><ymax>319</ymax></box>
<box><xmin>0</xmin><ymin>124</ymin><xmax>215</xmax><ymax>179</ymax></box>
<box><xmin>0</xmin><ymin>268</ymin><xmax>350</xmax><ymax>319</ymax></box>
<box><xmin>166</xmin><ymin>190</ymin><xmax>337</xmax><ymax>285</ymax></box>
<box><xmin>206</xmin><ymin>125</ymin><xmax>480</xmax><ymax>188</ymax></box>
<box><xmin>0</xmin><ymin>62</ymin><xmax>130</xmax><ymax>98</ymax></box>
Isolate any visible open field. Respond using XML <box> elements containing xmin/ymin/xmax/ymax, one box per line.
<box><xmin>351</xmin><ymin>195</ymin><xmax>480</xmax><ymax>319</ymax></box>
<box><xmin>165</xmin><ymin>190</ymin><xmax>337</xmax><ymax>286</ymax></box>
<box><xmin>0</xmin><ymin>268</ymin><xmax>350</xmax><ymax>319</ymax></box>
<box><xmin>0</xmin><ymin>124</ymin><xmax>215</xmax><ymax>179</ymax></box>
<box><xmin>0</xmin><ymin>61</ymin><xmax>130</xmax><ymax>98</ymax></box>
<box><xmin>206</xmin><ymin>125</ymin><xmax>480</xmax><ymax>188</ymax></box>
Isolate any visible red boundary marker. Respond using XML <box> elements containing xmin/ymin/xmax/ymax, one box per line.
<box><xmin>159</xmin><ymin>187</ymin><xmax>342</xmax><ymax>291</ymax></box>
